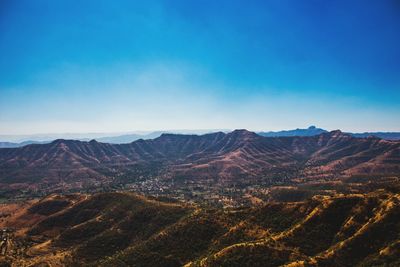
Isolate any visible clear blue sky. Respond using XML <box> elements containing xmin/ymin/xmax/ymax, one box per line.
<box><xmin>1</xmin><ymin>0</ymin><xmax>399</xmax><ymax>134</ymax></box>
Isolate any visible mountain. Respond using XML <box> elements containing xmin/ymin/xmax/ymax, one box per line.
<box><xmin>94</xmin><ymin>131</ymin><xmax>163</xmax><ymax>143</ymax></box>
<box><xmin>352</xmin><ymin>132</ymin><xmax>400</xmax><ymax>140</ymax></box>
<box><xmin>94</xmin><ymin>130</ymin><xmax>229</xmax><ymax>144</ymax></box>
<box><xmin>0</xmin><ymin>132</ymin><xmax>166</xmax><ymax>147</ymax></box>
<box><xmin>0</xmin><ymin>130</ymin><xmax>399</xmax><ymax>191</ymax></box>
<box><xmin>0</xmin><ymin>191</ymin><xmax>398</xmax><ymax>266</ymax></box>
<box><xmin>0</xmin><ymin>129</ymin><xmax>229</xmax><ymax>146</ymax></box>
<box><xmin>258</xmin><ymin>125</ymin><xmax>327</xmax><ymax>137</ymax></box>
<box><xmin>1</xmin><ymin>127</ymin><xmax>399</xmax><ymax>148</ymax></box>
<box><xmin>258</xmin><ymin>126</ymin><xmax>400</xmax><ymax>140</ymax></box>
<box><xmin>0</xmin><ymin>140</ymin><xmax>48</xmax><ymax>148</ymax></box>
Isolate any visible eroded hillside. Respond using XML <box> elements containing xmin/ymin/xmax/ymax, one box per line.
<box><xmin>1</xmin><ymin>130</ymin><xmax>399</xmax><ymax>194</ymax></box>
<box><xmin>0</xmin><ymin>191</ymin><xmax>398</xmax><ymax>267</ymax></box>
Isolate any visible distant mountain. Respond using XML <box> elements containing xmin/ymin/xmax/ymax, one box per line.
<box><xmin>0</xmin><ymin>133</ymin><xmax>121</xmax><ymax>143</ymax></box>
<box><xmin>0</xmin><ymin>129</ymin><xmax>399</xmax><ymax>188</ymax></box>
<box><xmin>0</xmin><ymin>141</ymin><xmax>22</xmax><ymax>148</ymax></box>
<box><xmin>0</xmin><ymin>140</ymin><xmax>48</xmax><ymax>148</ymax></box>
<box><xmin>93</xmin><ymin>129</ymin><xmax>229</xmax><ymax>143</ymax></box>
<box><xmin>2</xmin><ymin>127</ymin><xmax>398</xmax><ymax>147</ymax></box>
<box><xmin>351</xmin><ymin>132</ymin><xmax>400</xmax><ymax>140</ymax></box>
<box><xmin>0</xmin><ymin>129</ymin><xmax>229</xmax><ymax>146</ymax></box>
<box><xmin>0</xmin><ymin>132</ymin><xmax>166</xmax><ymax>147</ymax></box>
<box><xmin>94</xmin><ymin>131</ymin><xmax>163</xmax><ymax>143</ymax></box>
<box><xmin>258</xmin><ymin>126</ymin><xmax>327</xmax><ymax>137</ymax></box>
<box><xmin>258</xmin><ymin>126</ymin><xmax>400</xmax><ymax>140</ymax></box>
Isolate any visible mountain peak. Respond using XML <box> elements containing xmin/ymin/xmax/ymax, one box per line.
<box><xmin>50</xmin><ymin>139</ymin><xmax>82</xmax><ymax>147</ymax></box>
<box><xmin>51</xmin><ymin>139</ymin><xmax>68</xmax><ymax>145</ymax></box>
<box><xmin>158</xmin><ymin>133</ymin><xmax>196</xmax><ymax>139</ymax></box>
<box><xmin>229</xmin><ymin>129</ymin><xmax>259</xmax><ymax>139</ymax></box>
<box><xmin>325</xmin><ymin>130</ymin><xmax>352</xmax><ymax>139</ymax></box>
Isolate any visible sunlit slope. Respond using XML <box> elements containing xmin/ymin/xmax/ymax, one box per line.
<box><xmin>1</xmin><ymin>192</ymin><xmax>189</xmax><ymax>266</ymax></box>
<box><xmin>1</xmin><ymin>191</ymin><xmax>399</xmax><ymax>266</ymax></box>
<box><xmin>186</xmin><ymin>192</ymin><xmax>400</xmax><ymax>267</ymax></box>
<box><xmin>1</xmin><ymin>130</ymin><xmax>399</xmax><ymax>187</ymax></box>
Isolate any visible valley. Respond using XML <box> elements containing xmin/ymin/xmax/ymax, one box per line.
<box><xmin>0</xmin><ymin>130</ymin><xmax>399</xmax><ymax>266</ymax></box>
<box><xmin>3</xmin><ymin>0</ymin><xmax>399</xmax><ymax>265</ymax></box>
<box><xmin>0</xmin><ymin>130</ymin><xmax>399</xmax><ymax>207</ymax></box>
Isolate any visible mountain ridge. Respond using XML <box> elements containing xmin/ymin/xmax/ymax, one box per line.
<box><xmin>1</xmin><ymin>191</ymin><xmax>398</xmax><ymax>266</ymax></box>
<box><xmin>0</xmin><ymin>129</ymin><xmax>399</xmax><ymax>191</ymax></box>
<box><xmin>1</xmin><ymin>126</ymin><xmax>400</xmax><ymax>148</ymax></box>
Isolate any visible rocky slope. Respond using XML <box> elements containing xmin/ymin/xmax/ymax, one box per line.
<box><xmin>0</xmin><ymin>130</ymin><xmax>399</xmax><ymax>189</ymax></box>
<box><xmin>0</xmin><ymin>191</ymin><xmax>398</xmax><ymax>266</ymax></box>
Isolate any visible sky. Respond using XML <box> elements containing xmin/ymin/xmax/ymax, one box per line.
<box><xmin>1</xmin><ymin>0</ymin><xmax>400</xmax><ymax>135</ymax></box>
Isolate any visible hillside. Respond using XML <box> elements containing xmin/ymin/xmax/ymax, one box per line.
<box><xmin>0</xmin><ymin>130</ymin><xmax>399</xmax><ymax>193</ymax></box>
<box><xmin>0</xmin><ymin>191</ymin><xmax>398</xmax><ymax>266</ymax></box>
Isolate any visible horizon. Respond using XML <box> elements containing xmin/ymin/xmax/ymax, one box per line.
<box><xmin>1</xmin><ymin>125</ymin><xmax>398</xmax><ymax>136</ymax></box>
<box><xmin>1</xmin><ymin>1</ymin><xmax>400</xmax><ymax>134</ymax></box>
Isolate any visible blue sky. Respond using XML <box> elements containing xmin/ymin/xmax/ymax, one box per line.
<box><xmin>1</xmin><ymin>0</ymin><xmax>399</xmax><ymax>134</ymax></box>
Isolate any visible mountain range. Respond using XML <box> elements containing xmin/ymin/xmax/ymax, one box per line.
<box><xmin>0</xmin><ymin>129</ymin><xmax>399</xmax><ymax>191</ymax></box>
<box><xmin>1</xmin><ymin>126</ymin><xmax>399</xmax><ymax>148</ymax></box>
<box><xmin>258</xmin><ymin>125</ymin><xmax>327</xmax><ymax>137</ymax></box>
<box><xmin>0</xmin><ymin>130</ymin><xmax>399</xmax><ymax>266</ymax></box>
